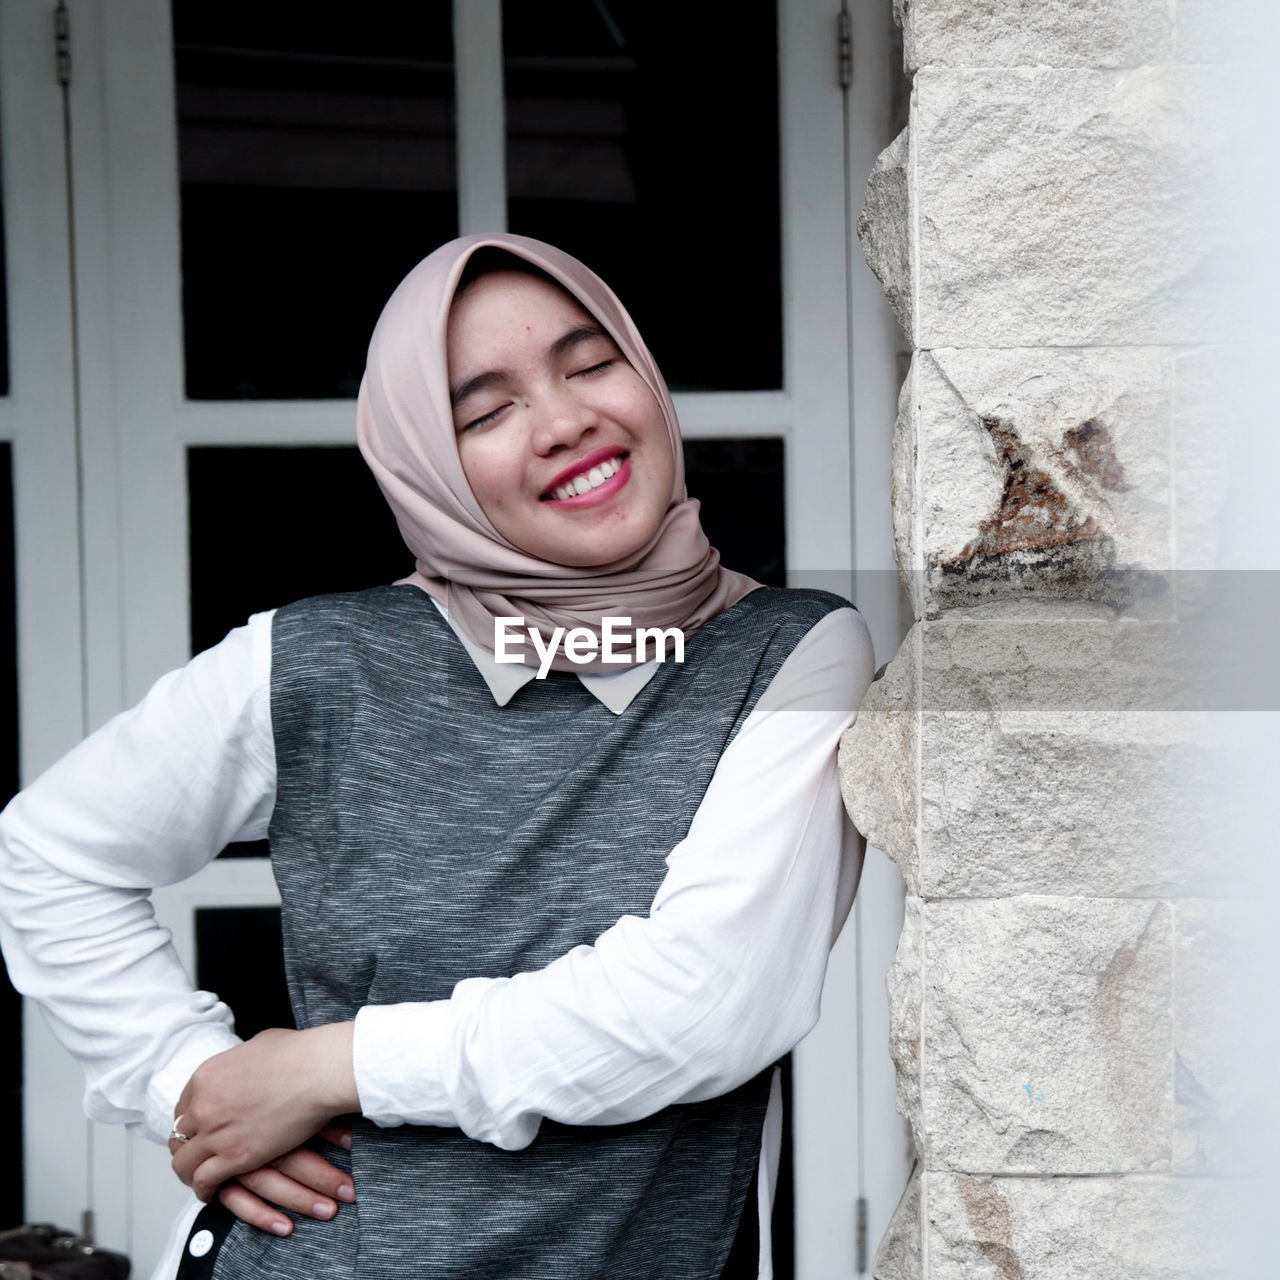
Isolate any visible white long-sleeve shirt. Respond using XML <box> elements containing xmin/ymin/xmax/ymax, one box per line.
<box><xmin>0</xmin><ymin>592</ymin><xmax>873</xmax><ymax>1278</ymax></box>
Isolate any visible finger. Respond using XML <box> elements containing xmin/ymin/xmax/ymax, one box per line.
<box><xmin>168</xmin><ymin>1117</ymin><xmax>198</xmax><ymax>1174</ymax></box>
<box><xmin>192</xmin><ymin>1153</ymin><xmax>250</xmax><ymax>1204</ymax></box>
<box><xmin>272</xmin><ymin>1148</ymin><xmax>356</xmax><ymax>1204</ymax></box>
<box><xmin>218</xmin><ymin>1182</ymin><xmax>293</xmax><ymax>1237</ymax></box>
<box><xmin>318</xmin><ymin>1123</ymin><xmax>353</xmax><ymax>1151</ymax></box>
<box><xmin>170</xmin><ymin>1135</ymin><xmax>209</xmax><ymax>1189</ymax></box>
<box><xmin>237</xmin><ymin>1166</ymin><xmax>340</xmax><ymax>1220</ymax></box>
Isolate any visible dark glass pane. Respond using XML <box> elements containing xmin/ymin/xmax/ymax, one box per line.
<box><xmin>195</xmin><ymin>907</ymin><xmax>293</xmax><ymax>1039</ymax></box>
<box><xmin>0</xmin><ymin>446</ymin><xmax>22</xmax><ymax>1226</ymax></box>
<box><xmin>503</xmin><ymin>1</ymin><xmax>782</xmax><ymax>392</ymax></box>
<box><xmin>189</xmin><ymin>445</ymin><xmax>410</xmax><ymax>858</ymax></box>
<box><xmin>187</xmin><ymin>445</ymin><xmax>410</xmax><ymax>655</ymax></box>
<box><xmin>173</xmin><ymin>4</ymin><xmax>458</xmax><ymax>399</ymax></box>
<box><xmin>684</xmin><ymin>438</ymin><xmax>785</xmax><ymax>586</ymax></box>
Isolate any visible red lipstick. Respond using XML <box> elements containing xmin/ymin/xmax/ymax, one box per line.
<box><xmin>542</xmin><ymin>446</ymin><xmax>629</xmax><ymax>498</ymax></box>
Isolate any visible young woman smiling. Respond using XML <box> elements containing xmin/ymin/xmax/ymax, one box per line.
<box><xmin>0</xmin><ymin>235</ymin><xmax>874</xmax><ymax>1280</ymax></box>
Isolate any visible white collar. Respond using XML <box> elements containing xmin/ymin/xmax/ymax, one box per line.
<box><xmin>428</xmin><ymin>596</ymin><xmax>661</xmax><ymax>715</ymax></box>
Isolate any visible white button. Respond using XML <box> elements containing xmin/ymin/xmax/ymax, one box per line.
<box><xmin>188</xmin><ymin>1229</ymin><xmax>214</xmax><ymax>1258</ymax></box>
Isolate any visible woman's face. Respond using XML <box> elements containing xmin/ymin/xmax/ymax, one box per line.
<box><xmin>447</xmin><ymin>269</ymin><xmax>676</xmax><ymax>567</ymax></box>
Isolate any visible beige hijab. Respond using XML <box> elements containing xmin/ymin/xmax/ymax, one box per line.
<box><xmin>355</xmin><ymin>232</ymin><xmax>761</xmax><ymax>673</ymax></box>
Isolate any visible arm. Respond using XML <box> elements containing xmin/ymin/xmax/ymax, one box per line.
<box><xmin>351</xmin><ymin>605</ymin><xmax>874</xmax><ymax>1149</ymax></box>
<box><xmin>0</xmin><ymin>611</ymin><xmax>353</xmax><ymax>1227</ymax></box>
<box><xmin>0</xmin><ymin>614</ymin><xmax>275</xmax><ymax>1139</ymax></box>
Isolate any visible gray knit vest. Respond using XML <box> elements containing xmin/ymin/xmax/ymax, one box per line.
<box><xmin>210</xmin><ymin>583</ymin><xmax>848</xmax><ymax>1280</ymax></box>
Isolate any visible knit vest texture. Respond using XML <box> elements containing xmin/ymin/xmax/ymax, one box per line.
<box><xmin>210</xmin><ymin>583</ymin><xmax>849</xmax><ymax>1280</ymax></box>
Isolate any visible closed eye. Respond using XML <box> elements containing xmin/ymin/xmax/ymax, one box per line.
<box><xmin>570</xmin><ymin>359</ymin><xmax>615</xmax><ymax>379</ymax></box>
<box><xmin>460</xmin><ymin>402</ymin><xmax>510</xmax><ymax>432</ymax></box>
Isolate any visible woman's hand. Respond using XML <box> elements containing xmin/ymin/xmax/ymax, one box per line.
<box><xmin>169</xmin><ymin>1024</ymin><xmax>358</xmax><ymax>1202</ymax></box>
<box><xmin>217</xmin><ymin>1124</ymin><xmax>355</xmax><ymax>1236</ymax></box>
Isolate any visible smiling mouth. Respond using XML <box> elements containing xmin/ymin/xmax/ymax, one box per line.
<box><xmin>541</xmin><ymin>452</ymin><xmax>629</xmax><ymax>502</ymax></box>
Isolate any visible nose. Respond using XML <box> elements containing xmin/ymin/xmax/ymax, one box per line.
<box><xmin>529</xmin><ymin>385</ymin><xmax>599</xmax><ymax>455</ymax></box>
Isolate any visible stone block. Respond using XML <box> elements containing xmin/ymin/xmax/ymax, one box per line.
<box><xmin>912</xmin><ymin>67</ymin><xmax>1232</xmax><ymax>347</ymax></box>
<box><xmin>922</xmin><ymin>898</ymin><xmax>1172</xmax><ymax>1172</ymax></box>
<box><xmin>901</xmin><ymin>0</ymin><xmax>1174</xmax><ymax>73</ymax></box>
<box><xmin>917</xmin><ymin>619</ymin><xmax>1216</xmax><ymax>898</ymax></box>
<box><xmin>844</xmin><ymin>617</ymin><xmax>1218</xmax><ymax>898</ymax></box>
<box><xmin>927</xmin><ymin>1173</ymin><xmax>1245</xmax><ymax>1279</ymax></box>
<box><xmin>857</xmin><ymin>128</ymin><xmax>913</xmax><ymax>341</ymax></box>
<box><xmin>886</xmin><ymin>896</ymin><xmax>924</xmax><ymax>1150</ymax></box>
<box><xmin>1174</xmin><ymin>899</ymin><xmax>1258</xmax><ymax>1174</ymax></box>
<box><xmin>873</xmin><ymin>1162</ymin><xmax>921</xmax><ymax>1280</ymax></box>
<box><xmin>899</xmin><ymin>348</ymin><xmax>1173</xmax><ymax>617</ymax></box>
<box><xmin>839</xmin><ymin>629</ymin><xmax>919</xmax><ymax>892</ymax></box>
<box><xmin>1172</xmin><ymin>347</ymin><xmax>1240</xmax><ymax>574</ymax></box>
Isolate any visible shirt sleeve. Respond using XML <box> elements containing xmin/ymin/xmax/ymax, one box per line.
<box><xmin>0</xmin><ymin>611</ymin><xmax>277</xmax><ymax>1145</ymax></box>
<box><xmin>353</xmin><ymin>605</ymin><xmax>875</xmax><ymax>1149</ymax></box>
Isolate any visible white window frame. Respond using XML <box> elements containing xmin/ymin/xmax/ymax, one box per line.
<box><xmin>0</xmin><ymin>0</ymin><xmax>94</xmax><ymax>1242</ymax></box>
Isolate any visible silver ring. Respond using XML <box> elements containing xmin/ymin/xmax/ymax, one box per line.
<box><xmin>171</xmin><ymin>1113</ymin><xmax>190</xmax><ymax>1144</ymax></box>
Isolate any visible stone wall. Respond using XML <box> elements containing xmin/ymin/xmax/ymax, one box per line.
<box><xmin>841</xmin><ymin>3</ymin><xmax>1245</xmax><ymax>1276</ymax></box>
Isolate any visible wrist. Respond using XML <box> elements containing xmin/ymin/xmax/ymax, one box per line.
<box><xmin>301</xmin><ymin>1022</ymin><xmax>359</xmax><ymax>1116</ymax></box>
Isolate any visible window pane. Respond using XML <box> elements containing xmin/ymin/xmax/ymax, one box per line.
<box><xmin>684</xmin><ymin>438</ymin><xmax>785</xmax><ymax>586</ymax></box>
<box><xmin>189</xmin><ymin>445</ymin><xmax>409</xmax><ymax>858</ymax></box>
<box><xmin>173</xmin><ymin>4</ymin><xmax>458</xmax><ymax>399</ymax></box>
<box><xmin>187</xmin><ymin>445</ymin><xmax>410</xmax><ymax>657</ymax></box>
<box><xmin>195</xmin><ymin>907</ymin><xmax>293</xmax><ymax>1039</ymax></box>
<box><xmin>503</xmin><ymin>0</ymin><xmax>782</xmax><ymax>392</ymax></box>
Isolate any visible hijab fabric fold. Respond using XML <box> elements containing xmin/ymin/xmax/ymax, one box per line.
<box><xmin>356</xmin><ymin>232</ymin><xmax>761</xmax><ymax>674</ymax></box>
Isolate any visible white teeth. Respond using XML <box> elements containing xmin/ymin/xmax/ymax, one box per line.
<box><xmin>550</xmin><ymin>455</ymin><xmax>624</xmax><ymax>501</ymax></box>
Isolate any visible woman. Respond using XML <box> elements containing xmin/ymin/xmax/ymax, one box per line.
<box><xmin>0</xmin><ymin>234</ymin><xmax>873</xmax><ymax>1280</ymax></box>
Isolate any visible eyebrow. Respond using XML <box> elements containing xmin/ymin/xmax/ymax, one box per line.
<box><xmin>449</xmin><ymin>323</ymin><xmax>614</xmax><ymax>407</ymax></box>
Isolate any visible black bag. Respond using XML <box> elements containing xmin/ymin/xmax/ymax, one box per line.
<box><xmin>0</xmin><ymin>1224</ymin><xmax>130</xmax><ymax>1280</ymax></box>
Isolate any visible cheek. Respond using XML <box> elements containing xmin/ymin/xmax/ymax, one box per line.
<box><xmin>458</xmin><ymin>440</ymin><xmax>523</xmax><ymax>515</ymax></box>
<box><xmin>613</xmin><ymin>383</ymin><xmax>673</xmax><ymax>466</ymax></box>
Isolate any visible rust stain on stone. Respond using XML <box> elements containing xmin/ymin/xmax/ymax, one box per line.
<box><xmin>1096</xmin><ymin>906</ymin><xmax>1165</xmax><ymax>1095</ymax></box>
<box><xmin>956</xmin><ymin>1176</ymin><xmax>1024</xmax><ymax>1280</ymax></box>
<box><xmin>954</xmin><ymin>416</ymin><xmax>1107</xmax><ymax>563</ymax></box>
<box><xmin>1062</xmin><ymin>418</ymin><xmax>1131</xmax><ymax>493</ymax></box>
<box><xmin>931</xmin><ymin>411</ymin><xmax>1162</xmax><ymax>613</ymax></box>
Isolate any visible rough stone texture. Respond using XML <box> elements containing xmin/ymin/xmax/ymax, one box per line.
<box><xmin>899</xmin><ymin>348</ymin><xmax>1173</xmax><ymax>617</ymax></box>
<box><xmin>901</xmin><ymin>0</ymin><xmax>1174</xmax><ymax>73</ymax></box>
<box><xmin>921</xmin><ymin>619</ymin><xmax>1214</xmax><ymax>897</ymax></box>
<box><xmin>886</xmin><ymin>896</ymin><xmax>924</xmax><ymax>1152</ymax></box>
<box><xmin>1174</xmin><ymin>899</ymin><xmax>1257</xmax><ymax>1175</ymax></box>
<box><xmin>855</xmin><ymin>16</ymin><xmax>1245</xmax><ymax>1279</ymax></box>
<box><xmin>927</xmin><ymin>1173</ymin><xmax>1246</xmax><ymax>1279</ymax></box>
<box><xmin>839</xmin><ymin>617</ymin><xmax>1219</xmax><ymax>899</ymax></box>
<box><xmin>913</xmin><ymin>67</ymin><xmax>1231</xmax><ymax>348</ymax></box>
<box><xmin>891</xmin><ymin>369</ymin><xmax>918</xmax><ymax>598</ymax></box>
<box><xmin>922</xmin><ymin>898</ymin><xmax>1172</xmax><ymax>1172</ymax></box>
<box><xmin>858</xmin><ymin>128</ymin><xmax>913</xmax><ymax>341</ymax></box>
<box><xmin>839</xmin><ymin>629</ymin><xmax>919</xmax><ymax>892</ymax></box>
<box><xmin>873</xmin><ymin>1162</ymin><xmax>921</xmax><ymax>1280</ymax></box>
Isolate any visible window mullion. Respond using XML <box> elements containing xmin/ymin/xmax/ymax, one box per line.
<box><xmin>453</xmin><ymin>0</ymin><xmax>507</xmax><ymax>234</ymax></box>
